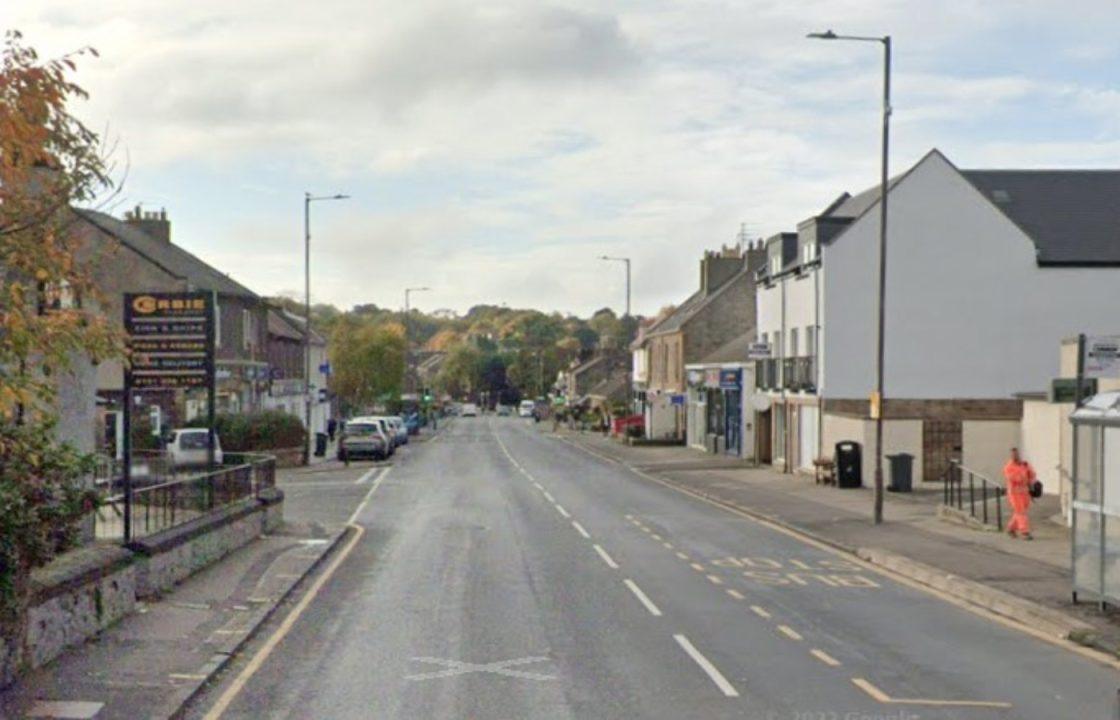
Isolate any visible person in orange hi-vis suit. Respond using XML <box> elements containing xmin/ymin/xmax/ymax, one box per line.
<box><xmin>1003</xmin><ymin>447</ymin><xmax>1035</xmax><ymax>540</ymax></box>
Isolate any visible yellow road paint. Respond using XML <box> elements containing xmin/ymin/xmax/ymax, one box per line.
<box><xmin>810</xmin><ymin>648</ymin><xmax>841</xmax><ymax>667</ymax></box>
<box><xmin>689</xmin><ymin>562</ymin><xmax>705</xmax><ymax>572</ymax></box>
<box><xmin>706</xmin><ymin>574</ymin><xmax>724</xmax><ymax>585</ymax></box>
<box><xmin>749</xmin><ymin>605</ymin><xmax>771</xmax><ymax>619</ymax></box>
<box><xmin>675</xmin><ymin>552</ymin><xmax>689</xmax><ymax>560</ymax></box>
<box><xmin>726</xmin><ymin>589</ymin><xmax>745</xmax><ymax>600</ymax></box>
<box><xmin>662</xmin><ymin>542</ymin><xmax>673</xmax><ymax>550</ymax></box>
<box><xmin>777</xmin><ymin>625</ymin><xmax>803</xmax><ymax>641</ymax></box>
<box><xmin>651</xmin><ymin>533</ymin><xmax>662</xmax><ymax>541</ymax></box>
<box><xmin>852</xmin><ymin>678</ymin><xmax>892</xmax><ymax>703</ymax></box>
<box><xmin>851</xmin><ymin>678</ymin><xmax>1012</xmax><ymax>709</ymax></box>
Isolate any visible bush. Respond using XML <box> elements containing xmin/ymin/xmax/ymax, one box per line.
<box><xmin>187</xmin><ymin>411</ymin><xmax>307</xmax><ymax>452</ymax></box>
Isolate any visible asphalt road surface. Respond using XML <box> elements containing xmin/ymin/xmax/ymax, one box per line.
<box><xmin>189</xmin><ymin>417</ymin><xmax>1120</xmax><ymax>720</ymax></box>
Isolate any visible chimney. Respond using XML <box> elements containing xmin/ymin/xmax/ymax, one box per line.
<box><xmin>699</xmin><ymin>244</ymin><xmax>744</xmax><ymax>295</ymax></box>
<box><xmin>124</xmin><ymin>205</ymin><xmax>171</xmax><ymax>243</ymax></box>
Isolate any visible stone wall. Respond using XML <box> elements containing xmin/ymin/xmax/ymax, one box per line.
<box><xmin>0</xmin><ymin>490</ymin><xmax>283</xmax><ymax>688</ymax></box>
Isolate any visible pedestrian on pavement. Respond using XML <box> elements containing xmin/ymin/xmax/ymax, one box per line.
<box><xmin>327</xmin><ymin>417</ymin><xmax>337</xmax><ymax>441</ymax></box>
<box><xmin>1003</xmin><ymin>447</ymin><xmax>1035</xmax><ymax>540</ymax></box>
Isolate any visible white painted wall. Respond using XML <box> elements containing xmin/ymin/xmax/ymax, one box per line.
<box><xmin>821</xmin><ymin>414</ymin><xmax>923</xmax><ymax>487</ymax></box>
<box><xmin>962</xmin><ymin>420</ymin><xmax>1020</xmax><ymax>486</ymax></box>
<box><xmin>633</xmin><ymin>348</ymin><xmax>648</xmax><ymax>384</ymax></box>
<box><xmin>1020</xmin><ymin>401</ymin><xmax>1064</xmax><ymax>497</ymax></box>
<box><xmin>823</xmin><ymin>151</ymin><xmax>1120</xmax><ymax>400</ymax></box>
<box><xmin>756</xmin><ymin>269</ymin><xmax>820</xmax><ymax>367</ymax></box>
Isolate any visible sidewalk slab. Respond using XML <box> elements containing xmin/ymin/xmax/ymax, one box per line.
<box><xmin>550</xmin><ymin>428</ymin><xmax>1120</xmax><ymax>657</ymax></box>
<box><xmin>0</xmin><ymin>525</ymin><xmax>347</xmax><ymax>720</ymax></box>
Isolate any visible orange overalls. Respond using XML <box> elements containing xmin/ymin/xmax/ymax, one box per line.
<box><xmin>1003</xmin><ymin>459</ymin><xmax>1035</xmax><ymax>536</ymax></box>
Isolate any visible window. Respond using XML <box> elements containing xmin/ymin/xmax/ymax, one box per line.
<box><xmin>242</xmin><ymin>309</ymin><xmax>255</xmax><ymax>351</ymax></box>
<box><xmin>38</xmin><ymin>280</ymin><xmax>79</xmax><ymax>313</ymax></box>
<box><xmin>774</xmin><ymin>331</ymin><xmax>783</xmax><ymax>359</ymax></box>
<box><xmin>806</xmin><ymin>326</ymin><xmax>816</xmax><ymax>357</ymax></box>
<box><xmin>802</xmin><ymin>241</ymin><xmax>817</xmax><ymax>264</ymax></box>
<box><xmin>770</xmin><ymin>256</ymin><xmax>781</xmax><ymax>275</ymax></box>
<box><xmin>790</xmin><ymin>328</ymin><xmax>799</xmax><ymax>358</ymax></box>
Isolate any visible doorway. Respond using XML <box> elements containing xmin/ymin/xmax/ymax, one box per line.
<box><xmin>757</xmin><ymin>408</ymin><xmax>772</xmax><ymax>464</ymax></box>
<box><xmin>923</xmin><ymin>419</ymin><xmax>962</xmax><ymax>483</ymax></box>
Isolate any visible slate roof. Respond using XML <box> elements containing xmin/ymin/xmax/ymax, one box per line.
<box><xmin>278</xmin><ymin>309</ymin><xmax>326</xmax><ymax>345</ymax></box>
<box><xmin>962</xmin><ymin>170</ymin><xmax>1120</xmax><ymax>265</ymax></box>
<box><xmin>647</xmin><ymin>264</ymin><xmax>749</xmax><ymax>338</ymax></box>
<box><xmin>76</xmin><ymin>208</ymin><xmax>259</xmax><ymax>297</ymax></box>
<box><xmin>697</xmin><ymin>332</ymin><xmax>754</xmax><ymax>364</ymax></box>
<box><xmin>816</xmin><ymin>150</ymin><xmax>1120</xmax><ymax>265</ymax></box>
<box><xmin>268</xmin><ymin>310</ymin><xmax>304</xmax><ymax>341</ymax></box>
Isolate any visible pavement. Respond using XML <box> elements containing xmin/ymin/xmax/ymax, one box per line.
<box><xmin>178</xmin><ymin>416</ymin><xmax>1119</xmax><ymax>719</ymax></box>
<box><xmin>0</xmin><ymin>435</ymin><xmax>420</xmax><ymax>720</ymax></box>
<box><xmin>550</xmin><ymin>428</ymin><xmax>1120</xmax><ymax>655</ymax></box>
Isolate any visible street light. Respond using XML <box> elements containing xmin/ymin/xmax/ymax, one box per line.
<box><xmin>598</xmin><ymin>256</ymin><xmax>631</xmax><ymax>317</ymax></box>
<box><xmin>404</xmin><ymin>286</ymin><xmax>431</xmax><ymax>395</ymax></box>
<box><xmin>808</xmin><ymin>29</ymin><xmax>891</xmax><ymax>525</ymax></box>
<box><xmin>304</xmin><ymin>192</ymin><xmax>349</xmax><ymax>464</ymax></box>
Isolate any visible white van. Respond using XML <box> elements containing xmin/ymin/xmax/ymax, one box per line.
<box><xmin>167</xmin><ymin>428</ymin><xmax>223</xmax><ymax>469</ymax></box>
<box><xmin>518</xmin><ymin>400</ymin><xmax>536</xmax><ymax>418</ymax></box>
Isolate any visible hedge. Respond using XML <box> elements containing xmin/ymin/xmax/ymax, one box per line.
<box><xmin>187</xmin><ymin>410</ymin><xmax>307</xmax><ymax>452</ymax></box>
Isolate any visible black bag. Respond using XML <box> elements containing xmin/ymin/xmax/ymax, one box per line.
<box><xmin>1029</xmin><ymin>480</ymin><xmax>1043</xmax><ymax>499</ymax></box>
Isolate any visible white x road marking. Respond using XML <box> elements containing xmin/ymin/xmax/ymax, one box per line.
<box><xmin>407</xmin><ymin>656</ymin><xmax>555</xmax><ymax>682</ymax></box>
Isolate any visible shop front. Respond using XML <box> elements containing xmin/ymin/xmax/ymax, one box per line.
<box><xmin>685</xmin><ymin>363</ymin><xmax>752</xmax><ymax>459</ymax></box>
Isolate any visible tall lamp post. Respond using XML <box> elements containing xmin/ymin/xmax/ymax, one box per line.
<box><xmin>598</xmin><ymin>256</ymin><xmax>631</xmax><ymax>317</ymax></box>
<box><xmin>304</xmin><ymin>192</ymin><xmax>348</xmax><ymax>464</ymax></box>
<box><xmin>404</xmin><ymin>286</ymin><xmax>431</xmax><ymax>396</ymax></box>
<box><xmin>808</xmin><ymin>29</ymin><xmax>891</xmax><ymax>524</ymax></box>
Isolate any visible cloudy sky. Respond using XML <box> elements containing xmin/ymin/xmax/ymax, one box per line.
<box><xmin>5</xmin><ymin>1</ymin><xmax>1119</xmax><ymax>316</ymax></box>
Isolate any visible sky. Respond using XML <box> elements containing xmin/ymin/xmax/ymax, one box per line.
<box><xmin>5</xmin><ymin>0</ymin><xmax>1119</xmax><ymax>317</ymax></box>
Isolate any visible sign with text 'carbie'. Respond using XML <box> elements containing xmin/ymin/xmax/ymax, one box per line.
<box><xmin>124</xmin><ymin>292</ymin><xmax>214</xmax><ymax>390</ymax></box>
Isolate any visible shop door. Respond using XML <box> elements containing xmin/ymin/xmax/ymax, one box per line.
<box><xmin>799</xmin><ymin>405</ymin><xmax>819</xmax><ymax>471</ymax></box>
<box><xmin>725</xmin><ymin>390</ymin><xmax>742</xmax><ymax>455</ymax></box>
<box><xmin>757</xmin><ymin>409</ymin><xmax>772</xmax><ymax>464</ymax></box>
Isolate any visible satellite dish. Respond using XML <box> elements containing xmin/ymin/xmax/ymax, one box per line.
<box><xmin>749</xmin><ymin>394</ymin><xmax>772</xmax><ymax>411</ymax></box>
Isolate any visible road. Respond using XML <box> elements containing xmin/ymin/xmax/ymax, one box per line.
<box><xmin>189</xmin><ymin>417</ymin><xmax>1120</xmax><ymax>720</ymax></box>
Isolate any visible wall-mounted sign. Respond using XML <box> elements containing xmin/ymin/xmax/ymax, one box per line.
<box><xmin>719</xmin><ymin>368</ymin><xmax>742</xmax><ymax>390</ymax></box>
<box><xmin>747</xmin><ymin>342</ymin><xmax>772</xmax><ymax>360</ymax></box>
<box><xmin>271</xmin><ymin>378</ymin><xmax>305</xmax><ymax>397</ymax></box>
<box><xmin>704</xmin><ymin>368</ymin><xmax>721</xmax><ymax>387</ymax></box>
<box><xmin>1084</xmin><ymin>336</ymin><xmax>1120</xmax><ymax>379</ymax></box>
<box><xmin>124</xmin><ymin>292</ymin><xmax>213</xmax><ymax>390</ymax></box>
<box><xmin>671</xmin><ymin>394</ymin><xmax>687</xmax><ymax>406</ymax></box>
<box><xmin>687</xmin><ymin>369</ymin><xmax>705</xmax><ymax>387</ymax></box>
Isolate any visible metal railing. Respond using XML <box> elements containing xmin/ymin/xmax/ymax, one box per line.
<box><xmin>755</xmin><ymin>359</ymin><xmax>778</xmax><ymax>390</ymax></box>
<box><xmin>783</xmin><ymin>356</ymin><xmax>816</xmax><ymax>392</ymax></box>
<box><xmin>942</xmin><ymin>460</ymin><xmax>1004</xmax><ymax>530</ymax></box>
<box><xmin>94</xmin><ymin>453</ymin><xmax>276</xmax><ymax>542</ymax></box>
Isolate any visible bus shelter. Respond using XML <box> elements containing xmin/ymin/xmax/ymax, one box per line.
<box><xmin>1070</xmin><ymin>391</ymin><xmax>1120</xmax><ymax>608</ymax></box>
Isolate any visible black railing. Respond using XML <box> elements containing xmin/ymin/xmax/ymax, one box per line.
<box><xmin>755</xmin><ymin>359</ymin><xmax>778</xmax><ymax>390</ymax></box>
<box><xmin>786</xmin><ymin>356</ymin><xmax>816</xmax><ymax>392</ymax></box>
<box><xmin>95</xmin><ymin>453</ymin><xmax>277</xmax><ymax>542</ymax></box>
<box><xmin>942</xmin><ymin>460</ymin><xmax>1004</xmax><ymax>531</ymax></box>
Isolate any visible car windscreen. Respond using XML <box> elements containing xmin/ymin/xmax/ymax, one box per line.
<box><xmin>179</xmin><ymin>432</ymin><xmax>210</xmax><ymax>450</ymax></box>
<box><xmin>345</xmin><ymin>423</ymin><xmax>379</xmax><ymax>436</ymax></box>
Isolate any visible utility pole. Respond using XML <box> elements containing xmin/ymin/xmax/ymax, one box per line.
<box><xmin>303</xmin><ymin>192</ymin><xmax>348</xmax><ymax>464</ymax></box>
<box><xmin>808</xmin><ymin>30</ymin><xmax>892</xmax><ymax>524</ymax></box>
<box><xmin>404</xmin><ymin>287</ymin><xmax>430</xmax><ymax>397</ymax></box>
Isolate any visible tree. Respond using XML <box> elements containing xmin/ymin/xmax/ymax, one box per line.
<box><xmin>0</xmin><ymin>31</ymin><xmax>122</xmax><ymax>670</ymax></box>
<box><xmin>436</xmin><ymin>343</ymin><xmax>482</xmax><ymax>399</ymax></box>
<box><xmin>329</xmin><ymin>318</ymin><xmax>405</xmax><ymax>413</ymax></box>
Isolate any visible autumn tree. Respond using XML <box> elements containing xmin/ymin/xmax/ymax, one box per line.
<box><xmin>0</xmin><ymin>31</ymin><xmax>122</xmax><ymax>672</ymax></box>
<box><xmin>328</xmin><ymin>318</ymin><xmax>406</xmax><ymax>414</ymax></box>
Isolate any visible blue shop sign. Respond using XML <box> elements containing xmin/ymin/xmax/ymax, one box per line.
<box><xmin>719</xmin><ymin>368</ymin><xmax>741</xmax><ymax>390</ymax></box>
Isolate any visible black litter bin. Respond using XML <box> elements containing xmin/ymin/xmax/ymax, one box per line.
<box><xmin>314</xmin><ymin>432</ymin><xmax>328</xmax><ymax>457</ymax></box>
<box><xmin>835</xmin><ymin>441</ymin><xmax>862</xmax><ymax>488</ymax></box>
<box><xmin>886</xmin><ymin>452</ymin><xmax>914</xmax><ymax>492</ymax></box>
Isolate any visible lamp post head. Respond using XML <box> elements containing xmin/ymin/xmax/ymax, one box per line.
<box><xmin>807</xmin><ymin>30</ymin><xmax>837</xmax><ymax>39</ymax></box>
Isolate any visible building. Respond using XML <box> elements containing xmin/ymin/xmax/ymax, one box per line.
<box><xmin>756</xmin><ymin>149</ymin><xmax>1120</xmax><ymax>486</ymax></box>
<box><xmin>76</xmin><ymin>207</ymin><xmax>270</xmax><ymax>455</ymax></box>
<box><xmin>264</xmin><ymin>309</ymin><xmax>331</xmax><ymax>442</ymax></box>
<box><xmin>638</xmin><ymin>245</ymin><xmax>765</xmax><ymax>440</ymax></box>
<box><xmin>684</xmin><ymin>332</ymin><xmax>757</xmax><ymax>458</ymax></box>
<box><xmin>569</xmin><ymin>351</ymin><xmax>630</xmax><ymax>411</ymax></box>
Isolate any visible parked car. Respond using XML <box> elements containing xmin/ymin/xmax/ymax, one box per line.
<box><xmin>338</xmin><ymin>418</ymin><xmax>390</xmax><ymax>461</ymax></box>
<box><xmin>167</xmin><ymin>428</ymin><xmax>223</xmax><ymax>469</ymax></box>
<box><xmin>404</xmin><ymin>413</ymin><xmax>422</xmax><ymax>435</ymax></box>
<box><xmin>518</xmin><ymin>400</ymin><xmax>536</xmax><ymax>418</ymax></box>
<box><xmin>496</xmin><ymin>405</ymin><xmax>511</xmax><ymax>416</ymax></box>
<box><xmin>461</xmin><ymin>403</ymin><xmax>479</xmax><ymax>417</ymax></box>
<box><xmin>388</xmin><ymin>416</ymin><xmax>409</xmax><ymax>445</ymax></box>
